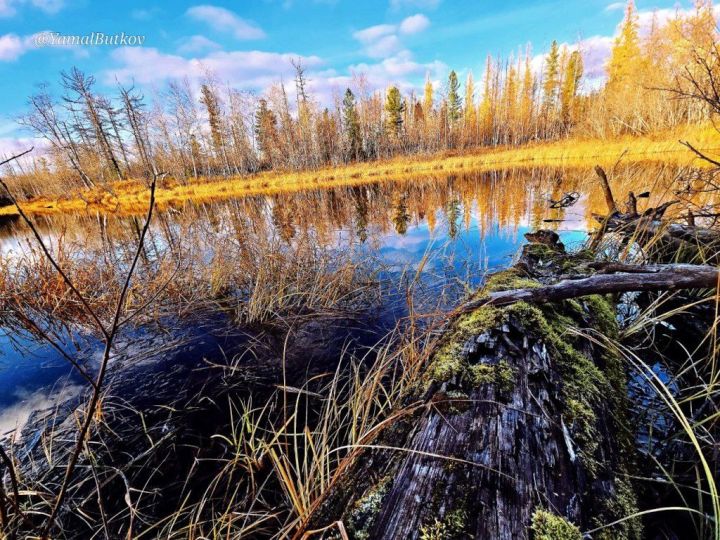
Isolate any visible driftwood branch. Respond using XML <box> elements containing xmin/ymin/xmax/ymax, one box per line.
<box><xmin>594</xmin><ymin>165</ymin><xmax>617</xmax><ymax>213</ymax></box>
<box><xmin>462</xmin><ymin>264</ymin><xmax>720</xmax><ymax>311</ymax></box>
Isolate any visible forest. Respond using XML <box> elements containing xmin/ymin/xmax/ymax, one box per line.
<box><xmin>3</xmin><ymin>0</ymin><xmax>718</xmax><ymax>196</ymax></box>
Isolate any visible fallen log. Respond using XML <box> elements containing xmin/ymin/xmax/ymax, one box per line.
<box><xmin>591</xmin><ymin>165</ymin><xmax>720</xmax><ymax>256</ymax></box>
<box><xmin>305</xmin><ymin>234</ymin><xmax>647</xmax><ymax>539</ymax></box>
<box><xmin>463</xmin><ymin>263</ymin><xmax>720</xmax><ymax>310</ymax></box>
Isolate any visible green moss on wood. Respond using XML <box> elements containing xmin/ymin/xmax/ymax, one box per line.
<box><xmin>420</xmin><ymin>258</ymin><xmax>641</xmax><ymax>539</ymax></box>
<box><xmin>419</xmin><ymin>509</ymin><xmax>469</xmax><ymax>540</ymax></box>
<box><xmin>426</xmin><ymin>304</ymin><xmax>503</xmax><ymax>385</ymax></box>
<box><xmin>484</xmin><ymin>268</ymin><xmax>541</xmax><ymax>293</ymax></box>
<box><xmin>530</xmin><ymin>509</ymin><xmax>582</xmax><ymax>540</ymax></box>
<box><xmin>347</xmin><ymin>475</ymin><xmax>392</xmax><ymax>540</ymax></box>
<box><xmin>592</xmin><ymin>477</ymin><xmax>642</xmax><ymax>540</ymax></box>
<box><xmin>468</xmin><ymin>359</ymin><xmax>516</xmax><ymax>391</ymax></box>
<box><xmin>428</xmin><ymin>342</ymin><xmax>465</xmax><ymax>384</ymax></box>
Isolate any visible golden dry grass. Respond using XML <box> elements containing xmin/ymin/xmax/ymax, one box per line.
<box><xmin>3</xmin><ymin>124</ymin><xmax>719</xmax><ymax>217</ymax></box>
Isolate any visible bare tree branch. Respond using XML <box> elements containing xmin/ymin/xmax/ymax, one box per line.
<box><xmin>40</xmin><ymin>171</ymin><xmax>159</xmax><ymax>538</ymax></box>
<box><xmin>460</xmin><ymin>264</ymin><xmax>720</xmax><ymax>312</ymax></box>
<box><xmin>680</xmin><ymin>139</ymin><xmax>720</xmax><ymax>168</ymax></box>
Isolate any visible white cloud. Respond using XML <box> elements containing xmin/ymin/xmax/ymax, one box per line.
<box><xmin>0</xmin><ymin>33</ymin><xmax>24</xmax><ymax>61</ymax></box>
<box><xmin>604</xmin><ymin>2</ymin><xmax>625</xmax><ymax>12</ymax></box>
<box><xmin>353</xmin><ymin>15</ymin><xmax>430</xmax><ymax>58</ymax></box>
<box><xmin>399</xmin><ymin>13</ymin><xmax>430</xmax><ymax>34</ymax></box>
<box><xmin>304</xmin><ymin>52</ymin><xmax>446</xmax><ymax>111</ymax></box>
<box><xmin>104</xmin><ymin>41</ymin><xmax>445</xmax><ymax>114</ymax></box>
<box><xmin>0</xmin><ymin>0</ymin><xmax>64</xmax><ymax>17</ymax></box>
<box><xmin>186</xmin><ymin>5</ymin><xmax>266</xmax><ymax>40</ymax></box>
<box><xmin>105</xmin><ymin>47</ymin><xmax>323</xmax><ymax>88</ymax></box>
<box><xmin>366</xmin><ymin>34</ymin><xmax>403</xmax><ymax>58</ymax></box>
<box><xmin>348</xmin><ymin>51</ymin><xmax>446</xmax><ymax>90</ymax></box>
<box><xmin>177</xmin><ymin>35</ymin><xmax>221</xmax><ymax>54</ymax></box>
<box><xmin>353</xmin><ymin>24</ymin><xmax>395</xmax><ymax>44</ymax></box>
<box><xmin>0</xmin><ymin>30</ymin><xmax>90</xmax><ymax>62</ymax></box>
<box><xmin>578</xmin><ymin>35</ymin><xmax>614</xmax><ymax>80</ymax></box>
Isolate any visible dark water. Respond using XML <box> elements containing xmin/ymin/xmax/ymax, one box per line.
<box><xmin>0</xmin><ymin>165</ymin><xmax>642</xmax><ymax>439</ymax></box>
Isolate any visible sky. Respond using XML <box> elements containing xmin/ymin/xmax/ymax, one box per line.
<box><xmin>0</xmin><ymin>0</ymin><xmax>713</xmax><ymax>154</ymax></box>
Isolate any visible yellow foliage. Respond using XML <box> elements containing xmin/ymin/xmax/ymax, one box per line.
<box><xmin>3</xmin><ymin>124</ymin><xmax>717</xmax><ymax>218</ymax></box>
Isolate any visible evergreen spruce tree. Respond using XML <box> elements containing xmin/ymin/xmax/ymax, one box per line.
<box><xmin>447</xmin><ymin>70</ymin><xmax>462</xmax><ymax>123</ymax></box>
<box><xmin>342</xmin><ymin>88</ymin><xmax>362</xmax><ymax>160</ymax></box>
<box><xmin>384</xmin><ymin>86</ymin><xmax>405</xmax><ymax>138</ymax></box>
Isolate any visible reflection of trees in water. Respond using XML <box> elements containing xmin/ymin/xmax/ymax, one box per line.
<box><xmin>446</xmin><ymin>198</ymin><xmax>461</xmax><ymax>240</ymax></box>
<box><xmin>392</xmin><ymin>193</ymin><xmax>410</xmax><ymax>235</ymax></box>
<box><xmin>271</xmin><ymin>197</ymin><xmax>296</xmax><ymax>243</ymax></box>
<box><xmin>0</xmin><ymin>165</ymin><xmax>698</xmax><ymax>256</ymax></box>
<box><xmin>351</xmin><ymin>186</ymin><xmax>369</xmax><ymax>243</ymax></box>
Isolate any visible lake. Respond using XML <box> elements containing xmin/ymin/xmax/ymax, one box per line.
<box><xmin>0</xmin><ymin>163</ymin><xmax>687</xmax><ymax>442</ymax></box>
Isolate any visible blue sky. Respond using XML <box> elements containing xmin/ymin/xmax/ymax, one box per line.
<box><xmin>0</xmin><ymin>0</ymin><xmax>709</xmax><ymax>153</ymax></box>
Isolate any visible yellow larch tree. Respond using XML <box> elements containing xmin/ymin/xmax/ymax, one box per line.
<box><xmin>560</xmin><ymin>49</ymin><xmax>583</xmax><ymax>129</ymax></box>
<box><xmin>464</xmin><ymin>71</ymin><xmax>477</xmax><ymax>145</ymax></box>
<box><xmin>478</xmin><ymin>55</ymin><xmax>495</xmax><ymax>144</ymax></box>
<box><xmin>503</xmin><ymin>59</ymin><xmax>518</xmax><ymax>143</ymax></box>
<box><xmin>519</xmin><ymin>47</ymin><xmax>535</xmax><ymax>141</ymax></box>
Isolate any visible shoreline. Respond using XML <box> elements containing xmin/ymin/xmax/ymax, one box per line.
<box><xmin>2</xmin><ymin>125</ymin><xmax>718</xmax><ymax>218</ymax></box>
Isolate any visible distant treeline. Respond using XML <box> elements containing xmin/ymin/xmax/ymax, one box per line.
<box><xmin>9</xmin><ymin>1</ymin><xmax>719</xmax><ymax>189</ymax></box>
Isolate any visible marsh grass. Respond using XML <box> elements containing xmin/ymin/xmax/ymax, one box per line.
<box><xmin>0</xmin><ymin>220</ymin><xmax>375</xmax><ymax>335</ymax></box>
<box><xmin>0</xmin><ymin>191</ymin><xmax>386</xmax><ymax>537</ymax></box>
<box><xmin>582</xmin><ymin>189</ymin><xmax>720</xmax><ymax>539</ymax></box>
<box><xmin>138</xmin><ymin>323</ymin><xmax>431</xmax><ymax>539</ymax></box>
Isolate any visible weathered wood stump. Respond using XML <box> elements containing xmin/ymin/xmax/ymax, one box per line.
<box><xmin>307</xmin><ymin>233</ymin><xmax>642</xmax><ymax>540</ymax></box>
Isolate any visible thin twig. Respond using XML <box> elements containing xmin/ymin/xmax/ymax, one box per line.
<box><xmin>680</xmin><ymin>140</ymin><xmax>720</xmax><ymax>168</ymax></box>
<box><xmin>40</xmin><ymin>172</ymin><xmax>159</xmax><ymax>538</ymax></box>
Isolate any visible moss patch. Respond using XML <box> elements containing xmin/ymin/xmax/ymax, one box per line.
<box><xmin>419</xmin><ymin>509</ymin><xmax>468</xmax><ymax>540</ymax></box>
<box><xmin>530</xmin><ymin>509</ymin><xmax>582</xmax><ymax>540</ymax></box>
<box><xmin>592</xmin><ymin>477</ymin><xmax>642</xmax><ymax>540</ymax></box>
<box><xmin>347</xmin><ymin>475</ymin><xmax>392</xmax><ymax>540</ymax></box>
<box><xmin>468</xmin><ymin>359</ymin><xmax>516</xmax><ymax>391</ymax></box>
<box><xmin>484</xmin><ymin>268</ymin><xmax>541</xmax><ymax>293</ymax></box>
<box><xmin>426</xmin><ymin>304</ymin><xmax>503</xmax><ymax>385</ymax></box>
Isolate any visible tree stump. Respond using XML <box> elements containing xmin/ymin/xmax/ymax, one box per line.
<box><xmin>306</xmin><ymin>234</ymin><xmax>642</xmax><ymax>540</ymax></box>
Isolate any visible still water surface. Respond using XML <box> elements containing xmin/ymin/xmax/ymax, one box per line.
<box><xmin>0</xmin><ymin>164</ymin><xmax>682</xmax><ymax>439</ymax></box>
